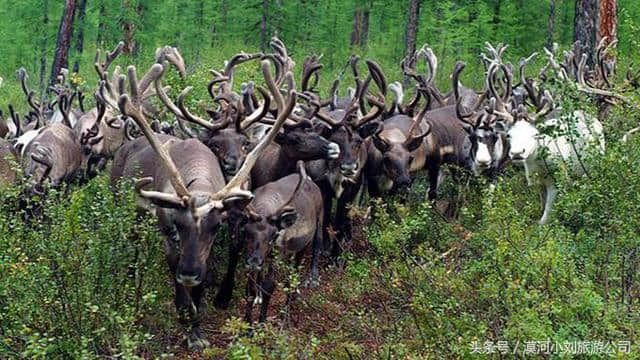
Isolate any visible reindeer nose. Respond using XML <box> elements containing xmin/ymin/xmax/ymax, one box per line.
<box><xmin>176</xmin><ymin>270</ymin><xmax>201</xmax><ymax>287</ymax></box>
<box><xmin>340</xmin><ymin>162</ymin><xmax>358</xmax><ymax>176</ymax></box>
<box><xmin>245</xmin><ymin>256</ymin><xmax>263</xmax><ymax>270</ymax></box>
<box><xmin>510</xmin><ymin>149</ymin><xmax>525</xmax><ymax>160</ymax></box>
<box><xmin>222</xmin><ymin>158</ymin><xmax>239</xmax><ymax>174</ymax></box>
<box><xmin>325</xmin><ymin>142</ymin><xmax>340</xmax><ymax>159</ymax></box>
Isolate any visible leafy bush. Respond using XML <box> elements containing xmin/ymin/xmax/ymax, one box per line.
<box><xmin>0</xmin><ymin>177</ymin><xmax>170</xmax><ymax>358</ymax></box>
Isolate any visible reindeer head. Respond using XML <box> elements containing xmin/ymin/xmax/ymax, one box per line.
<box><xmin>373</xmin><ymin>113</ymin><xmax>431</xmax><ymax>191</ymax></box>
<box><xmin>123</xmin><ymin>61</ymin><xmax>297</xmax><ymax>287</ymax></box>
<box><xmin>237</xmin><ymin>171</ymin><xmax>305</xmax><ymax>271</ymax></box>
<box><xmin>506</xmin><ymin>92</ymin><xmax>555</xmax><ymax>163</ymax></box>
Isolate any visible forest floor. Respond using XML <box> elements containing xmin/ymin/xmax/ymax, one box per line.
<box><xmin>152</xmin><ymin>211</ymin><xmax>397</xmax><ymax>359</ymax></box>
<box><xmin>149</xmin><ymin>197</ymin><xmax>464</xmax><ymax>359</ymax></box>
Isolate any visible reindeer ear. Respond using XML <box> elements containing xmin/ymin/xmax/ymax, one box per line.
<box><xmin>274</xmin><ymin>131</ymin><xmax>287</xmax><ymax>145</ymax></box>
<box><xmin>222</xmin><ymin>194</ymin><xmax>253</xmax><ymax>212</ymax></box>
<box><xmin>406</xmin><ymin>135</ymin><xmax>425</xmax><ymax>152</ymax></box>
<box><xmin>312</xmin><ymin>121</ymin><xmax>331</xmax><ymax>137</ymax></box>
<box><xmin>406</xmin><ymin>125</ymin><xmax>431</xmax><ymax>152</ymax></box>
<box><xmin>493</xmin><ymin>121</ymin><xmax>507</xmax><ymax>134</ymax></box>
<box><xmin>271</xmin><ymin>206</ymin><xmax>298</xmax><ymax>230</ymax></box>
<box><xmin>358</xmin><ymin>121</ymin><xmax>382</xmax><ymax>139</ymax></box>
<box><xmin>461</xmin><ymin>122</ymin><xmax>474</xmax><ymax>135</ymax></box>
<box><xmin>373</xmin><ymin>135</ymin><xmax>391</xmax><ymax>153</ymax></box>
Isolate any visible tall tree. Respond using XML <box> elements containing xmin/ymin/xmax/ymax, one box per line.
<box><xmin>260</xmin><ymin>0</ymin><xmax>269</xmax><ymax>52</ymax></box>
<box><xmin>361</xmin><ymin>3</ymin><xmax>370</xmax><ymax>48</ymax></box>
<box><xmin>121</xmin><ymin>0</ymin><xmax>138</xmax><ymax>56</ymax></box>
<box><xmin>50</xmin><ymin>0</ymin><xmax>77</xmax><ymax>87</ymax></box>
<box><xmin>73</xmin><ymin>0</ymin><xmax>88</xmax><ymax>73</ymax></box>
<box><xmin>351</xmin><ymin>0</ymin><xmax>372</xmax><ymax>48</ymax></box>
<box><xmin>97</xmin><ymin>0</ymin><xmax>106</xmax><ymax>47</ymax></box>
<box><xmin>547</xmin><ymin>0</ymin><xmax>555</xmax><ymax>49</ymax></box>
<box><xmin>39</xmin><ymin>0</ymin><xmax>50</xmax><ymax>95</ymax></box>
<box><xmin>598</xmin><ymin>0</ymin><xmax>617</xmax><ymax>69</ymax></box>
<box><xmin>575</xmin><ymin>0</ymin><xmax>617</xmax><ymax>68</ymax></box>
<box><xmin>351</xmin><ymin>7</ymin><xmax>364</xmax><ymax>47</ymax></box>
<box><xmin>404</xmin><ymin>0</ymin><xmax>421</xmax><ymax>59</ymax></box>
<box><xmin>574</xmin><ymin>0</ymin><xmax>598</xmax><ymax>65</ymax></box>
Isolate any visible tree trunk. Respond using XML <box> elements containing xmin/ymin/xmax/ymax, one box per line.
<box><xmin>575</xmin><ymin>0</ymin><xmax>617</xmax><ymax>69</ymax></box>
<box><xmin>351</xmin><ymin>8</ymin><xmax>363</xmax><ymax>47</ymax></box>
<box><xmin>121</xmin><ymin>0</ymin><xmax>137</xmax><ymax>56</ymax></box>
<box><xmin>493</xmin><ymin>0</ymin><xmax>501</xmax><ymax>26</ymax></box>
<box><xmin>50</xmin><ymin>0</ymin><xmax>77</xmax><ymax>87</ymax></box>
<box><xmin>546</xmin><ymin>0</ymin><xmax>555</xmax><ymax>49</ymax></box>
<box><xmin>39</xmin><ymin>0</ymin><xmax>49</xmax><ymax>95</ymax></box>
<box><xmin>260</xmin><ymin>0</ymin><xmax>269</xmax><ymax>52</ymax></box>
<box><xmin>405</xmin><ymin>0</ymin><xmax>420</xmax><ymax>60</ymax></box>
<box><xmin>360</xmin><ymin>1</ymin><xmax>371</xmax><ymax>48</ymax></box>
<box><xmin>574</xmin><ymin>0</ymin><xmax>597</xmax><ymax>66</ymax></box>
<box><xmin>97</xmin><ymin>0</ymin><xmax>106</xmax><ymax>47</ymax></box>
<box><xmin>598</xmin><ymin>0</ymin><xmax>617</xmax><ymax>71</ymax></box>
<box><xmin>73</xmin><ymin>0</ymin><xmax>88</xmax><ymax>73</ymax></box>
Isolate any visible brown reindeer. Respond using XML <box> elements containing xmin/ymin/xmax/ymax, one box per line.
<box><xmin>231</xmin><ymin>161</ymin><xmax>323</xmax><ymax>325</ymax></box>
<box><xmin>110</xmin><ymin>61</ymin><xmax>297</xmax><ymax>351</ymax></box>
<box><xmin>303</xmin><ymin>56</ymin><xmax>387</xmax><ymax>257</ymax></box>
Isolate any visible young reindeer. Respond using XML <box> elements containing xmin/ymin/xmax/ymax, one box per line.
<box><xmin>110</xmin><ymin>61</ymin><xmax>297</xmax><ymax>350</ymax></box>
<box><xmin>232</xmin><ymin>161</ymin><xmax>323</xmax><ymax>325</ymax></box>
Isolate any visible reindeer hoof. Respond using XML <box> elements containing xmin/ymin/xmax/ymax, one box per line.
<box><xmin>303</xmin><ymin>275</ymin><xmax>320</xmax><ymax>288</ymax></box>
<box><xmin>186</xmin><ymin>327</ymin><xmax>210</xmax><ymax>352</ymax></box>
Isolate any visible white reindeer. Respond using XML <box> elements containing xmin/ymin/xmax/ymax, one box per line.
<box><xmin>505</xmin><ymin>99</ymin><xmax>604</xmax><ymax>224</ymax></box>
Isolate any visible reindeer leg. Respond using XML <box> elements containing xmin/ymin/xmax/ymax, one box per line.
<box><xmin>427</xmin><ymin>162</ymin><xmax>441</xmax><ymax>201</ymax></box>
<box><xmin>172</xmin><ymin>279</ymin><xmax>199</xmax><ymax>350</ymax></box>
<box><xmin>306</xmin><ymin>217</ymin><xmax>323</xmax><ymax>288</ymax></box>
<box><xmin>286</xmin><ymin>251</ymin><xmax>305</xmax><ymax>306</ymax></box>
<box><xmin>214</xmin><ymin>225</ymin><xmax>243</xmax><ymax>309</ymax></box>
<box><xmin>185</xmin><ymin>283</ymin><xmax>210</xmax><ymax>351</ymax></box>
<box><xmin>539</xmin><ymin>181</ymin><xmax>558</xmax><ymax>225</ymax></box>
<box><xmin>244</xmin><ymin>275</ymin><xmax>256</xmax><ymax>325</ymax></box>
<box><xmin>258</xmin><ymin>265</ymin><xmax>276</xmax><ymax>323</ymax></box>
<box><xmin>318</xmin><ymin>179</ymin><xmax>334</xmax><ymax>257</ymax></box>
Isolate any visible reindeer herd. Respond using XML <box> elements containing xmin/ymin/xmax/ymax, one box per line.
<box><xmin>0</xmin><ymin>37</ymin><xmax>637</xmax><ymax>350</ymax></box>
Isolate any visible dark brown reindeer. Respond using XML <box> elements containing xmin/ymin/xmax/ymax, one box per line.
<box><xmin>249</xmin><ymin>48</ymin><xmax>341</xmax><ymax>188</ymax></box>
<box><xmin>367</xmin><ymin>80</ymin><xmax>486</xmax><ymax>200</ymax></box>
<box><xmin>155</xmin><ymin>51</ymin><xmax>271</xmax><ymax>180</ymax></box>
<box><xmin>232</xmin><ymin>161</ymin><xmax>324</xmax><ymax>325</ymax></box>
<box><xmin>366</xmin><ymin>95</ymin><xmax>433</xmax><ymax>197</ymax></box>
<box><xmin>110</xmin><ymin>61</ymin><xmax>297</xmax><ymax>351</ymax></box>
<box><xmin>303</xmin><ymin>56</ymin><xmax>387</xmax><ymax>256</ymax></box>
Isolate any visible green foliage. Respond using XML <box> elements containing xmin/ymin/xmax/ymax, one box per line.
<box><xmin>1</xmin><ymin>0</ymin><xmax>639</xmax><ymax>113</ymax></box>
<box><xmin>0</xmin><ymin>177</ymin><xmax>170</xmax><ymax>358</ymax></box>
<box><xmin>1</xmin><ymin>1</ymin><xmax>640</xmax><ymax>358</ymax></box>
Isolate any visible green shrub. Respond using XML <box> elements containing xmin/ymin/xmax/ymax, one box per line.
<box><xmin>0</xmin><ymin>176</ymin><xmax>170</xmax><ymax>358</ymax></box>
